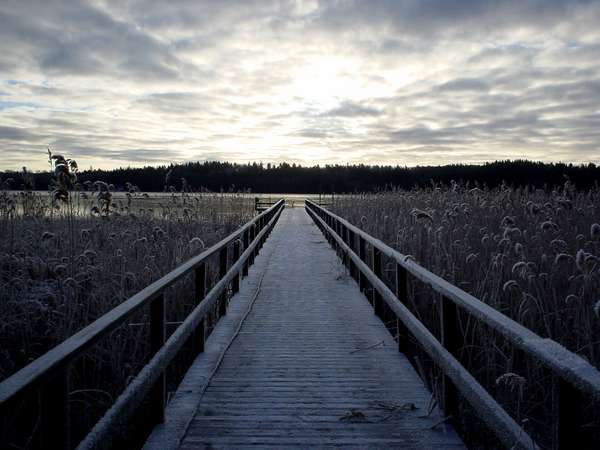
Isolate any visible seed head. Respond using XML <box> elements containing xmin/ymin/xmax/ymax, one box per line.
<box><xmin>541</xmin><ymin>221</ymin><xmax>557</xmax><ymax>232</ymax></box>
<box><xmin>514</xmin><ymin>243</ymin><xmax>524</xmax><ymax>257</ymax></box>
<box><xmin>410</xmin><ymin>208</ymin><xmax>433</xmax><ymax>222</ymax></box>
<box><xmin>495</xmin><ymin>372</ymin><xmax>526</xmax><ymax>394</ymax></box>
<box><xmin>575</xmin><ymin>249</ymin><xmax>585</xmax><ymax>271</ymax></box>
<box><xmin>565</xmin><ymin>294</ymin><xmax>579</xmax><ymax>303</ymax></box>
<box><xmin>189</xmin><ymin>237</ymin><xmax>205</xmax><ymax>251</ymax></box>
<box><xmin>591</xmin><ymin>223</ymin><xmax>600</xmax><ymax>239</ymax></box>
<box><xmin>512</xmin><ymin>261</ymin><xmax>528</xmax><ymax>278</ymax></box>
<box><xmin>554</xmin><ymin>253</ymin><xmax>572</xmax><ymax>265</ymax></box>
<box><xmin>41</xmin><ymin>231</ymin><xmax>55</xmax><ymax>241</ymax></box>
<box><xmin>466</xmin><ymin>253</ymin><xmax>478</xmax><ymax>264</ymax></box>
<box><xmin>503</xmin><ymin>280</ymin><xmax>519</xmax><ymax>292</ymax></box>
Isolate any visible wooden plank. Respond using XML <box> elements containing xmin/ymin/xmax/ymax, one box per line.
<box><xmin>305</xmin><ymin>200</ymin><xmax>600</xmax><ymax>403</ymax></box>
<box><xmin>307</xmin><ymin>204</ymin><xmax>536</xmax><ymax>450</ymax></box>
<box><xmin>40</xmin><ymin>369</ymin><xmax>70</xmax><ymax>450</ymax></box>
<box><xmin>149</xmin><ymin>294</ymin><xmax>166</xmax><ymax>424</ymax></box>
<box><xmin>76</xmin><ymin>204</ymin><xmax>285</xmax><ymax>450</ymax></box>
<box><xmin>193</xmin><ymin>264</ymin><xmax>206</xmax><ymax>354</ymax></box>
<box><xmin>218</xmin><ymin>246</ymin><xmax>228</xmax><ymax>317</ymax></box>
<box><xmin>175</xmin><ymin>209</ymin><xmax>464</xmax><ymax>450</ymax></box>
<box><xmin>143</xmin><ymin>236</ymin><xmax>278</xmax><ymax>450</ymax></box>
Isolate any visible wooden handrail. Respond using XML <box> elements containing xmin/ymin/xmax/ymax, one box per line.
<box><xmin>0</xmin><ymin>199</ymin><xmax>285</xmax><ymax>449</ymax></box>
<box><xmin>78</xmin><ymin>202</ymin><xmax>284</xmax><ymax>449</ymax></box>
<box><xmin>306</xmin><ymin>199</ymin><xmax>600</xmax><ymax>449</ymax></box>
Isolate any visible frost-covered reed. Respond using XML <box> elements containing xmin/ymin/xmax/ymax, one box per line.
<box><xmin>333</xmin><ymin>181</ymin><xmax>600</xmax><ymax>447</ymax></box>
<box><xmin>0</xmin><ymin>170</ymin><xmax>254</xmax><ymax>444</ymax></box>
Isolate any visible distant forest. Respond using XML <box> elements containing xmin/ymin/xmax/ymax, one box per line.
<box><xmin>2</xmin><ymin>160</ymin><xmax>600</xmax><ymax>193</ymax></box>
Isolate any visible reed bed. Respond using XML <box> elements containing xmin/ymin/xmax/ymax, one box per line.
<box><xmin>332</xmin><ymin>182</ymin><xmax>600</xmax><ymax>447</ymax></box>
<box><xmin>0</xmin><ymin>166</ymin><xmax>254</xmax><ymax>447</ymax></box>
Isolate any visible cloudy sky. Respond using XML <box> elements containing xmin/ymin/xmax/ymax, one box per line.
<box><xmin>1</xmin><ymin>0</ymin><xmax>599</xmax><ymax>171</ymax></box>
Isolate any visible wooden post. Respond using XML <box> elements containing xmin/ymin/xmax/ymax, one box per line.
<box><xmin>336</xmin><ymin>221</ymin><xmax>342</xmax><ymax>255</ymax></box>
<box><xmin>395</xmin><ymin>264</ymin><xmax>411</xmax><ymax>355</ymax></box>
<box><xmin>242</xmin><ymin>229</ymin><xmax>249</xmax><ymax>276</ymax></box>
<box><xmin>260</xmin><ymin>216</ymin><xmax>266</xmax><ymax>248</ymax></box>
<box><xmin>372</xmin><ymin>247</ymin><xmax>383</xmax><ymax>318</ymax></box>
<box><xmin>340</xmin><ymin>224</ymin><xmax>346</xmax><ymax>266</ymax></box>
<box><xmin>553</xmin><ymin>376</ymin><xmax>589</xmax><ymax>449</ymax></box>
<box><xmin>249</xmin><ymin>225</ymin><xmax>256</xmax><ymax>266</ymax></box>
<box><xmin>219</xmin><ymin>247</ymin><xmax>228</xmax><ymax>317</ymax></box>
<box><xmin>441</xmin><ymin>295</ymin><xmax>460</xmax><ymax>422</ymax></box>
<box><xmin>348</xmin><ymin>230</ymin><xmax>357</xmax><ymax>281</ymax></box>
<box><xmin>359</xmin><ymin>236</ymin><xmax>366</xmax><ymax>292</ymax></box>
<box><xmin>253</xmin><ymin>224</ymin><xmax>259</xmax><ymax>258</ymax></box>
<box><xmin>150</xmin><ymin>293</ymin><xmax>166</xmax><ymax>424</ymax></box>
<box><xmin>343</xmin><ymin>226</ymin><xmax>350</xmax><ymax>269</ymax></box>
<box><xmin>331</xmin><ymin>219</ymin><xmax>337</xmax><ymax>251</ymax></box>
<box><xmin>232</xmin><ymin>240</ymin><xmax>240</xmax><ymax>294</ymax></box>
<box><xmin>40</xmin><ymin>369</ymin><xmax>70</xmax><ymax>449</ymax></box>
<box><xmin>193</xmin><ymin>264</ymin><xmax>206</xmax><ymax>354</ymax></box>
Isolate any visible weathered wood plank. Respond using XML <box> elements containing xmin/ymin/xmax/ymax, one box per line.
<box><xmin>305</xmin><ymin>200</ymin><xmax>600</xmax><ymax>404</ymax></box>
<box><xmin>165</xmin><ymin>209</ymin><xmax>464</xmax><ymax>449</ymax></box>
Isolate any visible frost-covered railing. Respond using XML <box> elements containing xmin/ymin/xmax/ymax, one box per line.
<box><xmin>0</xmin><ymin>199</ymin><xmax>285</xmax><ymax>450</ymax></box>
<box><xmin>306</xmin><ymin>199</ymin><xmax>600</xmax><ymax>450</ymax></box>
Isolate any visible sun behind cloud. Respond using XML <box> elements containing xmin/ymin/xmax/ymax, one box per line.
<box><xmin>0</xmin><ymin>0</ymin><xmax>599</xmax><ymax>170</ymax></box>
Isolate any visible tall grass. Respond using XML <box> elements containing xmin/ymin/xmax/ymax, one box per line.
<box><xmin>0</xmin><ymin>160</ymin><xmax>254</xmax><ymax>447</ymax></box>
<box><xmin>332</xmin><ymin>181</ymin><xmax>600</xmax><ymax>447</ymax></box>
<box><xmin>0</xmin><ymin>190</ymin><xmax>253</xmax><ymax>380</ymax></box>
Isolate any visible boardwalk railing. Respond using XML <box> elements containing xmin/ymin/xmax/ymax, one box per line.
<box><xmin>0</xmin><ymin>199</ymin><xmax>285</xmax><ymax>450</ymax></box>
<box><xmin>305</xmin><ymin>199</ymin><xmax>600</xmax><ymax>450</ymax></box>
<box><xmin>254</xmin><ymin>196</ymin><xmax>279</xmax><ymax>212</ymax></box>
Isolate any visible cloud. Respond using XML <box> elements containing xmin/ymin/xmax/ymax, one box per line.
<box><xmin>320</xmin><ymin>101</ymin><xmax>382</xmax><ymax>117</ymax></box>
<box><xmin>437</xmin><ymin>78</ymin><xmax>490</xmax><ymax>92</ymax></box>
<box><xmin>0</xmin><ymin>126</ymin><xmax>42</xmax><ymax>142</ymax></box>
<box><xmin>0</xmin><ymin>0</ymin><xmax>599</xmax><ymax>170</ymax></box>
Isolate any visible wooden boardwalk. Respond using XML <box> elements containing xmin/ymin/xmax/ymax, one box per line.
<box><xmin>145</xmin><ymin>208</ymin><xmax>464</xmax><ymax>449</ymax></box>
<box><xmin>4</xmin><ymin>200</ymin><xmax>598</xmax><ymax>449</ymax></box>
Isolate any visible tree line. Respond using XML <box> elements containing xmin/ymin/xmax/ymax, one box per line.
<box><xmin>2</xmin><ymin>159</ymin><xmax>600</xmax><ymax>193</ymax></box>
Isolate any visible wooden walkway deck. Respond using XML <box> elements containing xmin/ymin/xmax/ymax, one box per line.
<box><xmin>144</xmin><ymin>208</ymin><xmax>464</xmax><ymax>449</ymax></box>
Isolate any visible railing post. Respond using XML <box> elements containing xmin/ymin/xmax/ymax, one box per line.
<box><xmin>329</xmin><ymin>217</ymin><xmax>335</xmax><ymax>246</ymax></box>
<box><xmin>193</xmin><ymin>264</ymin><xmax>206</xmax><ymax>354</ymax></box>
<box><xmin>232</xmin><ymin>239</ymin><xmax>240</xmax><ymax>294</ymax></box>
<box><xmin>441</xmin><ymin>295</ymin><xmax>460</xmax><ymax>422</ymax></box>
<box><xmin>335</xmin><ymin>220</ymin><xmax>341</xmax><ymax>254</ymax></box>
<box><xmin>261</xmin><ymin>215</ymin><xmax>267</xmax><ymax>247</ymax></box>
<box><xmin>249</xmin><ymin>225</ymin><xmax>255</xmax><ymax>266</ymax></box>
<box><xmin>339</xmin><ymin>224</ymin><xmax>346</xmax><ymax>265</ymax></box>
<box><xmin>358</xmin><ymin>236</ymin><xmax>366</xmax><ymax>292</ymax></box>
<box><xmin>242</xmin><ymin>229</ymin><xmax>249</xmax><ymax>276</ymax></box>
<box><xmin>395</xmin><ymin>264</ymin><xmax>411</xmax><ymax>355</ymax></box>
<box><xmin>219</xmin><ymin>247</ymin><xmax>228</xmax><ymax>317</ymax></box>
<box><xmin>553</xmin><ymin>376</ymin><xmax>589</xmax><ymax>449</ymax></box>
<box><xmin>253</xmin><ymin>223</ymin><xmax>259</xmax><ymax>257</ymax></box>
<box><xmin>149</xmin><ymin>293</ymin><xmax>166</xmax><ymax>424</ymax></box>
<box><xmin>331</xmin><ymin>218</ymin><xmax>337</xmax><ymax>250</ymax></box>
<box><xmin>343</xmin><ymin>226</ymin><xmax>350</xmax><ymax>269</ymax></box>
<box><xmin>372</xmin><ymin>247</ymin><xmax>383</xmax><ymax>318</ymax></box>
<box><xmin>40</xmin><ymin>369</ymin><xmax>70</xmax><ymax>449</ymax></box>
<box><xmin>348</xmin><ymin>230</ymin><xmax>357</xmax><ymax>281</ymax></box>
